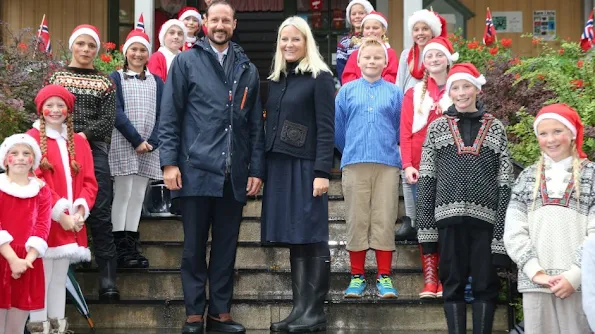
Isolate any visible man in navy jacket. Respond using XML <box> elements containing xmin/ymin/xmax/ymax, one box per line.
<box><xmin>159</xmin><ymin>1</ymin><xmax>264</xmax><ymax>333</ymax></box>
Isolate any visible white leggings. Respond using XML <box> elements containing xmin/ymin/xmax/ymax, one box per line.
<box><xmin>0</xmin><ymin>308</ymin><xmax>29</xmax><ymax>334</ymax></box>
<box><xmin>29</xmin><ymin>258</ymin><xmax>70</xmax><ymax>321</ymax></box>
<box><xmin>112</xmin><ymin>175</ymin><xmax>150</xmax><ymax>232</ymax></box>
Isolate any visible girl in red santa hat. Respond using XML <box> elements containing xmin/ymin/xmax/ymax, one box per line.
<box><xmin>26</xmin><ymin>84</ymin><xmax>98</xmax><ymax>334</ymax></box>
<box><xmin>178</xmin><ymin>6</ymin><xmax>203</xmax><ymax>51</ymax></box>
<box><xmin>400</xmin><ymin>36</ymin><xmax>459</xmax><ymax>299</ymax></box>
<box><xmin>46</xmin><ymin>24</ymin><xmax>119</xmax><ymax>303</ymax></box>
<box><xmin>109</xmin><ymin>30</ymin><xmax>163</xmax><ymax>269</ymax></box>
<box><xmin>336</xmin><ymin>0</ymin><xmax>374</xmax><ymax>83</ymax></box>
<box><xmin>147</xmin><ymin>19</ymin><xmax>187</xmax><ymax>81</ymax></box>
<box><xmin>341</xmin><ymin>11</ymin><xmax>398</xmax><ymax>84</ymax></box>
<box><xmin>504</xmin><ymin>104</ymin><xmax>593</xmax><ymax>334</ymax></box>
<box><xmin>0</xmin><ymin>134</ymin><xmax>51</xmax><ymax>334</ymax></box>
<box><xmin>416</xmin><ymin>63</ymin><xmax>513</xmax><ymax>334</ymax></box>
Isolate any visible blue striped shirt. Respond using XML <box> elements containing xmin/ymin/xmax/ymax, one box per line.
<box><xmin>335</xmin><ymin>77</ymin><xmax>403</xmax><ymax>169</ymax></box>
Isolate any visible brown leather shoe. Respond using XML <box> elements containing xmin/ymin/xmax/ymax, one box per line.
<box><xmin>206</xmin><ymin>313</ymin><xmax>245</xmax><ymax>333</ymax></box>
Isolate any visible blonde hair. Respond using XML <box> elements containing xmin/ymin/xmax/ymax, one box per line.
<box><xmin>357</xmin><ymin>38</ymin><xmax>387</xmax><ymax>62</ymax></box>
<box><xmin>268</xmin><ymin>16</ymin><xmax>332</xmax><ymax>81</ymax></box>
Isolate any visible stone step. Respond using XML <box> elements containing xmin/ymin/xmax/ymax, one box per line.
<box><xmin>74</xmin><ymin>269</ymin><xmax>427</xmax><ymax>300</ymax></box>
<box><xmin>66</xmin><ymin>296</ymin><xmax>508</xmax><ymax>331</ymax></box>
<box><xmin>138</xmin><ymin>242</ymin><xmax>421</xmax><ymax>270</ymax></box>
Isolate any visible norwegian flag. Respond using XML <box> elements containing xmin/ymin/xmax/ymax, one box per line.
<box><xmin>580</xmin><ymin>9</ymin><xmax>594</xmax><ymax>52</ymax></box>
<box><xmin>136</xmin><ymin>13</ymin><xmax>145</xmax><ymax>32</ymax></box>
<box><xmin>37</xmin><ymin>15</ymin><xmax>51</xmax><ymax>53</ymax></box>
<box><xmin>483</xmin><ymin>8</ymin><xmax>497</xmax><ymax>46</ymax></box>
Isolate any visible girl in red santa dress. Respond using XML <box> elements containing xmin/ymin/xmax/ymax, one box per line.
<box><xmin>147</xmin><ymin>19</ymin><xmax>187</xmax><ymax>81</ymax></box>
<box><xmin>0</xmin><ymin>134</ymin><xmax>51</xmax><ymax>334</ymax></box>
<box><xmin>27</xmin><ymin>85</ymin><xmax>98</xmax><ymax>334</ymax></box>
<box><xmin>178</xmin><ymin>6</ymin><xmax>203</xmax><ymax>51</ymax></box>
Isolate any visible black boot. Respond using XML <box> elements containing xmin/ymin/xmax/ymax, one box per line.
<box><xmin>96</xmin><ymin>256</ymin><xmax>120</xmax><ymax>302</ymax></box>
<box><xmin>472</xmin><ymin>301</ymin><xmax>496</xmax><ymax>334</ymax></box>
<box><xmin>114</xmin><ymin>231</ymin><xmax>139</xmax><ymax>268</ymax></box>
<box><xmin>395</xmin><ymin>216</ymin><xmax>417</xmax><ymax>241</ymax></box>
<box><xmin>128</xmin><ymin>231</ymin><xmax>149</xmax><ymax>268</ymax></box>
<box><xmin>286</xmin><ymin>256</ymin><xmax>330</xmax><ymax>333</ymax></box>
<box><xmin>444</xmin><ymin>302</ymin><xmax>467</xmax><ymax>334</ymax></box>
<box><xmin>270</xmin><ymin>254</ymin><xmax>308</xmax><ymax>331</ymax></box>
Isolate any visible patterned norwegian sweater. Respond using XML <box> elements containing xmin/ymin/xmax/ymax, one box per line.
<box><xmin>504</xmin><ymin>159</ymin><xmax>595</xmax><ymax>293</ymax></box>
<box><xmin>47</xmin><ymin>67</ymin><xmax>116</xmax><ymax>144</ymax></box>
<box><xmin>336</xmin><ymin>33</ymin><xmax>361</xmax><ymax>83</ymax></box>
<box><xmin>416</xmin><ymin>109</ymin><xmax>513</xmax><ymax>256</ymax></box>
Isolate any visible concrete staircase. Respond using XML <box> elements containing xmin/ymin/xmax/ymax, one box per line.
<box><xmin>67</xmin><ymin>178</ymin><xmax>509</xmax><ymax>332</ymax></box>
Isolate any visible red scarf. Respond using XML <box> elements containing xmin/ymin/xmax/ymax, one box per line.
<box><xmin>407</xmin><ymin>45</ymin><xmax>425</xmax><ymax>80</ymax></box>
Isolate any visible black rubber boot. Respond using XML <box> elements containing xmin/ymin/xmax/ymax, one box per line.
<box><xmin>270</xmin><ymin>254</ymin><xmax>308</xmax><ymax>331</ymax></box>
<box><xmin>444</xmin><ymin>302</ymin><xmax>467</xmax><ymax>334</ymax></box>
<box><xmin>286</xmin><ymin>256</ymin><xmax>330</xmax><ymax>333</ymax></box>
<box><xmin>395</xmin><ymin>216</ymin><xmax>418</xmax><ymax>241</ymax></box>
<box><xmin>472</xmin><ymin>301</ymin><xmax>496</xmax><ymax>334</ymax></box>
<box><xmin>128</xmin><ymin>231</ymin><xmax>149</xmax><ymax>268</ymax></box>
<box><xmin>96</xmin><ymin>256</ymin><xmax>120</xmax><ymax>302</ymax></box>
<box><xmin>114</xmin><ymin>231</ymin><xmax>139</xmax><ymax>268</ymax></box>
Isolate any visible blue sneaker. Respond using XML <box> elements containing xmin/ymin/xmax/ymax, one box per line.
<box><xmin>376</xmin><ymin>274</ymin><xmax>399</xmax><ymax>298</ymax></box>
<box><xmin>344</xmin><ymin>274</ymin><xmax>366</xmax><ymax>298</ymax></box>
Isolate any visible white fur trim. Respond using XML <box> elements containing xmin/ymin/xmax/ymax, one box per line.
<box><xmin>0</xmin><ymin>133</ymin><xmax>42</xmax><ymax>170</ymax></box>
<box><xmin>53</xmin><ymin>133</ymin><xmax>73</xmax><ymax>203</ymax></box>
<box><xmin>158</xmin><ymin>46</ymin><xmax>179</xmax><ymax>72</ymax></box>
<box><xmin>32</xmin><ymin>120</ymin><xmax>67</xmax><ymax>140</ymax></box>
<box><xmin>123</xmin><ymin>36</ymin><xmax>152</xmax><ymax>57</ymax></box>
<box><xmin>412</xmin><ymin>81</ymin><xmax>452</xmax><ymax>133</ymax></box>
<box><xmin>25</xmin><ymin>236</ymin><xmax>48</xmax><ymax>257</ymax></box>
<box><xmin>44</xmin><ymin>243</ymin><xmax>91</xmax><ymax>264</ymax></box>
<box><xmin>361</xmin><ymin>13</ymin><xmax>387</xmax><ymax>29</ymax></box>
<box><xmin>0</xmin><ymin>174</ymin><xmax>41</xmax><ymax>198</ymax></box>
<box><xmin>72</xmin><ymin>198</ymin><xmax>90</xmax><ymax>220</ymax></box>
<box><xmin>0</xmin><ymin>230</ymin><xmax>13</xmax><ymax>246</ymax></box>
<box><xmin>68</xmin><ymin>28</ymin><xmax>100</xmax><ymax>55</ymax></box>
<box><xmin>422</xmin><ymin>42</ymin><xmax>458</xmax><ymax>64</ymax></box>
<box><xmin>446</xmin><ymin>73</ymin><xmax>486</xmax><ymax>92</ymax></box>
<box><xmin>533</xmin><ymin>113</ymin><xmax>577</xmax><ymax>136</ymax></box>
<box><xmin>158</xmin><ymin>19</ymin><xmax>188</xmax><ymax>46</ymax></box>
<box><xmin>346</xmin><ymin>0</ymin><xmax>374</xmax><ymax>25</ymax></box>
<box><xmin>179</xmin><ymin>9</ymin><xmax>202</xmax><ymax>23</ymax></box>
<box><xmin>52</xmin><ymin>198</ymin><xmax>71</xmax><ymax>222</ymax></box>
<box><xmin>408</xmin><ymin>9</ymin><xmax>441</xmax><ymax>36</ymax></box>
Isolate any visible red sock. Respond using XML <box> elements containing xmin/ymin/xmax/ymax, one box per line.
<box><xmin>349</xmin><ymin>250</ymin><xmax>366</xmax><ymax>275</ymax></box>
<box><xmin>375</xmin><ymin>250</ymin><xmax>393</xmax><ymax>277</ymax></box>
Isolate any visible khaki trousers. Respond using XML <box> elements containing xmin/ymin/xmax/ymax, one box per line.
<box><xmin>342</xmin><ymin>163</ymin><xmax>399</xmax><ymax>252</ymax></box>
<box><xmin>523</xmin><ymin>292</ymin><xmax>591</xmax><ymax>334</ymax></box>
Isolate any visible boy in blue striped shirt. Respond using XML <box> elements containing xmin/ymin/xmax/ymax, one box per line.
<box><xmin>335</xmin><ymin>38</ymin><xmax>404</xmax><ymax>298</ymax></box>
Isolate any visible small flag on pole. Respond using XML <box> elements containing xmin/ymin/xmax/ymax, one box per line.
<box><xmin>483</xmin><ymin>7</ymin><xmax>497</xmax><ymax>46</ymax></box>
<box><xmin>37</xmin><ymin>15</ymin><xmax>52</xmax><ymax>53</ymax></box>
<box><xmin>580</xmin><ymin>9</ymin><xmax>594</xmax><ymax>52</ymax></box>
<box><xmin>136</xmin><ymin>13</ymin><xmax>145</xmax><ymax>32</ymax></box>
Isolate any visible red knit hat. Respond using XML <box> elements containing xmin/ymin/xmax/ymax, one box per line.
<box><xmin>446</xmin><ymin>63</ymin><xmax>486</xmax><ymax>92</ymax></box>
<box><xmin>122</xmin><ymin>30</ymin><xmax>151</xmax><ymax>56</ymax></box>
<box><xmin>422</xmin><ymin>36</ymin><xmax>459</xmax><ymax>65</ymax></box>
<box><xmin>34</xmin><ymin>85</ymin><xmax>76</xmax><ymax>115</ymax></box>
<box><xmin>533</xmin><ymin>104</ymin><xmax>587</xmax><ymax>158</ymax></box>
<box><xmin>361</xmin><ymin>11</ymin><xmax>388</xmax><ymax>29</ymax></box>
<box><xmin>69</xmin><ymin>24</ymin><xmax>100</xmax><ymax>53</ymax></box>
<box><xmin>178</xmin><ymin>6</ymin><xmax>202</xmax><ymax>24</ymax></box>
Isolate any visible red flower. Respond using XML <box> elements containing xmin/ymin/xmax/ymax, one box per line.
<box><xmin>558</xmin><ymin>48</ymin><xmax>565</xmax><ymax>55</ymax></box>
<box><xmin>100</xmin><ymin>54</ymin><xmax>112</xmax><ymax>63</ymax></box>
<box><xmin>537</xmin><ymin>74</ymin><xmax>545</xmax><ymax>80</ymax></box>
<box><xmin>577</xmin><ymin>60</ymin><xmax>584</xmax><ymax>68</ymax></box>
<box><xmin>17</xmin><ymin>42</ymin><xmax>28</xmax><ymax>51</ymax></box>
<box><xmin>571</xmin><ymin>79</ymin><xmax>584</xmax><ymax>89</ymax></box>
<box><xmin>501</xmin><ymin>38</ymin><xmax>512</xmax><ymax>48</ymax></box>
<box><xmin>510</xmin><ymin>57</ymin><xmax>521</xmax><ymax>65</ymax></box>
<box><xmin>103</xmin><ymin>42</ymin><xmax>116</xmax><ymax>51</ymax></box>
<box><xmin>532</xmin><ymin>37</ymin><xmax>541</xmax><ymax>46</ymax></box>
<box><xmin>489</xmin><ymin>46</ymin><xmax>499</xmax><ymax>55</ymax></box>
<box><xmin>467</xmin><ymin>41</ymin><xmax>479</xmax><ymax>49</ymax></box>
<box><xmin>478</xmin><ymin>45</ymin><xmax>484</xmax><ymax>52</ymax></box>
<box><xmin>514</xmin><ymin>73</ymin><xmax>521</xmax><ymax>80</ymax></box>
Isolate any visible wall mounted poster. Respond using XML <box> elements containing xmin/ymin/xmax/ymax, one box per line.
<box><xmin>492</xmin><ymin>11</ymin><xmax>523</xmax><ymax>33</ymax></box>
<box><xmin>533</xmin><ymin>10</ymin><xmax>556</xmax><ymax>40</ymax></box>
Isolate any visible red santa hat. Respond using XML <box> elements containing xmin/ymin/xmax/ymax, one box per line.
<box><xmin>446</xmin><ymin>63</ymin><xmax>486</xmax><ymax>92</ymax></box>
<box><xmin>68</xmin><ymin>24</ymin><xmax>101</xmax><ymax>54</ymax></box>
<box><xmin>533</xmin><ymin>104</ymin><xmax>587</xmax><ymax>158</ymax></box>
<box><xmin>345</xmin><ymin>0</ymin><xmax>375</xmax><ymax>26</ymax></box>
<box><xmin>422</xmin><ymin>36</ymin><xmax>459</xmax><ymax>65</ymax></box>
<box><xmin>158</xmin><ymin>19</ymin><xmax>188</xmax><ymax>46</ymax></box>
<box><xmin>122</xmin><ymin>30</ymin><xmax>152</xmax><ymax>56</ymax></box>
<box><xmin>361</xmin><ymin>11</ymin><xmax>388</xmax><ymax>29</ymax></box>
<box><xmin>0</xmin><ymin>133</ymin><xmax>42</xmax><ymax>170</ymax></box>
<box><xmin>178</xmin><ymin>6</ymin><xmax>202</xmax><ymax>25</ymax></box>
<box><xmin>34</xmin><ymin>85</ymin><xmax>76</xmax><ymax>115</ymax></box>
<box><xmin>408</xmin><ymin>9</ymin><xmax>447</xmax><ymax>38</ymax></box>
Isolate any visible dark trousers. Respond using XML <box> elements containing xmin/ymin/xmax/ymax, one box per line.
<box><xmin>87</xmin><ymin>142</ymin><xmax>116</xmax><ymax>260</ymax></box>
<box><xmin>180</xmin><ymin>181</ymin><xmax>244</xmax><ymax>316</ymax></box>
<box><xmin>438</xmin><ymin>222</ymin><xmax>499</xmax><ymax>303</ymax></box>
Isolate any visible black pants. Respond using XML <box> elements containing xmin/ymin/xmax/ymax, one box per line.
<box><xmin>87</xmin><ymin>142</ymin><xmax>116</xmax><ymax>260</ymax></box>
<box><xmin>438</xmin><ymin>222</ymin><xmax>499</xmax><ymax>303</ymax></box>
<box><xmin>180</xmin><ymin>181</ymin><xmax>244</xmax><ymax>316</ymax></box>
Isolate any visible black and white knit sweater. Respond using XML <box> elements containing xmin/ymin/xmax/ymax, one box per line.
<box><xmin>416</xmin><ymin>104</ymin><xmax>514</xmax><ymax>256</ymax></box>
<box><xmin>47</xmin><ymin>67</ymin><xmax>116</xmax><ymax>144</ymax></box>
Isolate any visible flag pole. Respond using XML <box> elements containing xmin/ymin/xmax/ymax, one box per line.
<box><xmin>33</xmin><ymin>14</ymin><xmax>45</xmax><ymax>59</ymax></box>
